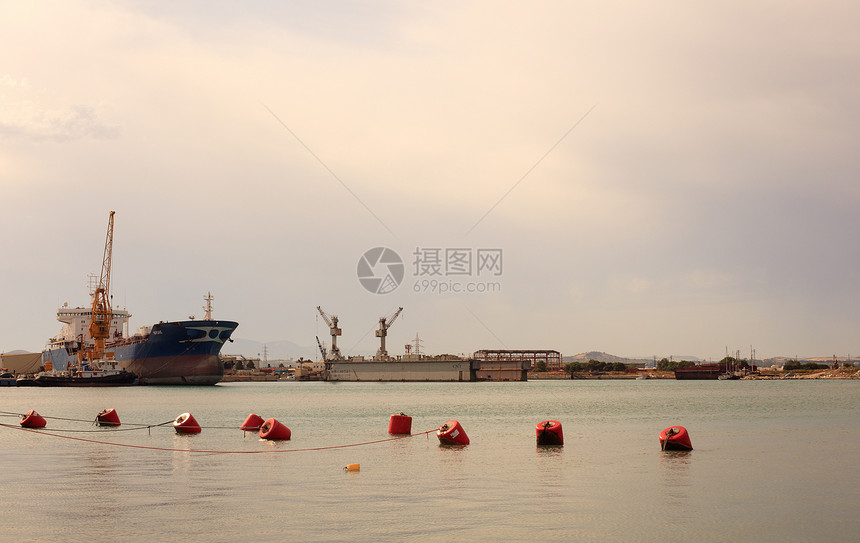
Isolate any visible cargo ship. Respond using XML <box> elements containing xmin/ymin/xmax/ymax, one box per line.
<box><xmin>41</xmin><ymin>302</ymin><xmax>238</xmax><ymax>385</ymax></box>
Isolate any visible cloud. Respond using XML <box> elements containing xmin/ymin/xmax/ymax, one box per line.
<box><xmin>2</xmin><ymin>2</ymin><xmax>860</xmax><ymax>359</ymax></box>
<box><xmin>0</xmin><ymin>75</ymin><xmax>120</xmax><ymax>142</ymax></box>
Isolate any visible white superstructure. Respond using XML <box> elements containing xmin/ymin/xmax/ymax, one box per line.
<box><xmin>46</xmin><ymin>302</ymin><xmax>131</xmax><ymax>350</ymax></box>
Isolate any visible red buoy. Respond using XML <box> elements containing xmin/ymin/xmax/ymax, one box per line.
<box><xmin>240</xmin><ymin>413</ymin><xmax>265</xmax><ymax>432</ymax></box>
<box><xmin>388</xmin><ymin>413</ymin><xmax>412</xmax><ymax>435</ymax></box>
<box><xmin>536</xmin><ymin>420</ymin><xmax>563</xmax><ymax>446</ymax></box>
<box><xmin>259</xmin><ymin>418</ymin><xmax>291</xmax><ymax>440</ymax></box>
<box><xmin>436</xmin><ymin>420</ymin><xmax>469</xmax><ymax>445</ymax></box>
<box><xmin>97</xmin><ymin>408</ymin><xmax>121</xmax><ymax>427</ymax></box>
<box><xmin>660</xmin><ymin>426</ymin><xmax>692</xmax><ymax>451</ymax></box>
<box><xmin>173</xmin><ymin>412</ymin><xmax>202</xmax><ymax>434</ymax></box>
<box><xmin>20</xmin><ymin>410</ymin><xmax>47</xmax><ymax>428</ymax></box>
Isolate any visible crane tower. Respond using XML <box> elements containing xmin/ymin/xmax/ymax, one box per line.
<box><xmin>316</xmin><ymin>306</ymin><xmax>343</xmax><ymax>360</ymax></box>
<box><xmin>375</xmin><ymin>307</ymin><xmax>403</xmax><ymax>360</ymax></box>
<box><xmin>84</xmin><ymin>211</ymin><xmax>116</xmax><ymax>364</ymax></box>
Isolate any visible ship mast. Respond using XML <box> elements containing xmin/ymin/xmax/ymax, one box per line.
<box><xmin>86</xmin><ymin>211</ymin><xmax>115</xmax><ymax>363</ymax></box>
<box><xmin>203</xmin><ymin>292</ymin><xmax>214</xmax><ymax>320</ymax></box>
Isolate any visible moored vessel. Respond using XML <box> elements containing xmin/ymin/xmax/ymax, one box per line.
<box><xmin>34</xmin><ymin>363</ymin><xmax>137</xmax><ymax>387</ymax></box>
<box><xmin>41</xmin><ymin>212</ymin><xmax>238</xmax><ymax>385</ymax></box>
<box><xmin>42</xmin><ymin>315</ymin><xmax>238</xmax><ymax>385</ymax></box>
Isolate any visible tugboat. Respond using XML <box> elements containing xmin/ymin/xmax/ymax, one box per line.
<box><xmin>34</xmin><ymin>359</ymin><xmax>136</xmax><ymax>387</ymax></box>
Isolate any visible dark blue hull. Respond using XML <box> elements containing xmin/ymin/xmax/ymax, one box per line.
<box><xmin>42</xmin><ymin>320</ymin><xmax>238</xmax><ymax>385</ymax></box>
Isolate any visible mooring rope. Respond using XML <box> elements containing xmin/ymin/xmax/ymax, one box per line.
<box><xmin>2</xmin><ymin>411</ymin><xmax>262</xmax><ymax>432</ymax></box>
<box><xmin>2</xmin><ymin>410</ymin><xmax>163</xmax><ymax>427</ymax></box>
<box><xmin>0</xmin><ymin>422</ymin><xmax>439</xmax><ymax>454</ymax></box>
<box><xmin>44</xmin><ymin>421</ymin><xmax>176</xmax><ymax>434</ymax></box>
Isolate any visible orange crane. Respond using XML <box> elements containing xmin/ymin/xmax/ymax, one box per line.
<box><xmin>85</xmin><ymin>210</ymin><xmax>116</xmax><ymax>363</ymax></box>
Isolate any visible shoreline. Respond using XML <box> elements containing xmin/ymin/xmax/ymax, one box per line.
<box><xmin>531</xmin><ymin>368</ymin><xmax>860</xmax><ymax>380</ymax></box>
<box><xmin>218</xmin><ymin>367</ymin><xmax>860</xmax><ymax>383</ymax></box>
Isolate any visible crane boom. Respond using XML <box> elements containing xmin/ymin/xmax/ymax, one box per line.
<box><xmin>387</xmin><ymin>307</ymin><xmax>403</xmax><ymax>328</ymax></box>
<box><xmin>87</xmin><ymin>211</ymin><xmax>115</xmax><ymax>362</ymax></box>
<box><xmin>315</xmin><ymin>335</ymin><xmax>327</xmax><ymax>360</ymax></box>
<box><xmin>316</xmin><ymin>306</ymin><xmax>333</xmax><ymax>328</ymax></box>
<box><xmin>316</xmin><ymin>306</ymin><xmax>342</xmax><ymax>359</ymax></box>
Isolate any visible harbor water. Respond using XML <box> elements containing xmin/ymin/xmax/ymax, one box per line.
<box><xmin>1</xmin><ymin>380</ymin><xmax>858</xmax><ymax>542</ymax></box>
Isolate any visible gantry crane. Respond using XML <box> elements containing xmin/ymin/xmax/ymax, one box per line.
<box><xmin>84</xmin><ymin>211</ymin><xmax>115</xmax><ymax>364</ymax></box>
<box><xmin>375</xmin><ymin>307</ymin><xmax>403</xmax><ymax>360</ymax></box>
<box><xmin>316</xmin><ymin>306</ymin><xmax>342</xmax><ymax>360</ymax></box>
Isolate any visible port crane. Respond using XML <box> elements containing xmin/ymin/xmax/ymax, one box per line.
<box><xmin>315</xmin><ymin>335</ymin><xmax>328</xmax><ymax>361</ymax></box>
<box><xmin>316</xmin><ymin>306</ymin><xmax>343</xmax><ymax>360</ymax></box>
<box><xmin>83</xmin><ymin>210</ymin><xmax>116</xmax><ymax>364</ymax></box>
<box><xmin>375</xmin><ymin>307</ymin><xmax>403</xmax><ymax>360</ymax></box>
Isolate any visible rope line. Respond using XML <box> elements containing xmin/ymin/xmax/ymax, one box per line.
<box><xmin>1</xmin><ymin>411</ymin><xmax>260</xmax><ymax>431</ymax></box>
<box><xmin>32</xmin><ymin>421</ymin><xmax>176</xmax><ymax>434</ymax></box>
<box><xmin>1</xmin><ymin>410</ymin><xmax>164</xmax><ymax>427</ymax></box>
<box><xmin>0</xmin><ymin>423</ymin><xmax>439</xmax><ymax>454</ymax></box>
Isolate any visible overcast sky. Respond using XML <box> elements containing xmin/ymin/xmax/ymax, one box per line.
<box><xmin>2</xmin><ymin>1</ymin><xmax>858</xmax><ymax>361</ymax></box>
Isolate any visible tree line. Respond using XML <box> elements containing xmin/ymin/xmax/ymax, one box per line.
<box><xmin>562</xmin><ymin>360</ymin><xmax>630</xmax><ymax>373</ymax></box>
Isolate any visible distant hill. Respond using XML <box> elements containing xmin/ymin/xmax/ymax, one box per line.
<box><xmin>563</xmin><ymin>351</ymin><xmax>704</xmax><ymax>366</ymax></box>
<box><xmin>565</xmin><ymin>351</ymin><xmax>634</xmax><ymax>364</ymax></box>
<box><xmin>2</xmin><ymin>350</ymin><xmax>32</xmax><ymax>355</ymax></box>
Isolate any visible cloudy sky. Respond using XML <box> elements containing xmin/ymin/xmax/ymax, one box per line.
<box><xmin>2</xmin><ymin>1</ymin><xmax>858</xmax><ymax>361</ymax></box>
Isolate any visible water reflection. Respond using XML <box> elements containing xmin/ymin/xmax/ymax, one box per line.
<box><xmin>534</xmin><ymin>445</ymin><xmax>565</xmax><ymax>499</ymax></box>
<box><xmin>535</xmin><ymin>445</ymin><xmax>564</xmax><ymax>456</ymax></box>
<box><xmin>659</xmin><ymin>450</ymin><xmax>692</xmax><ymax>523</ymax></box>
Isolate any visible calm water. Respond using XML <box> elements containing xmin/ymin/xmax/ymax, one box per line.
<box><xmin>1</xmin><ymin>380</ymin><xmax>858</xmax><ymax>542</ymax></box>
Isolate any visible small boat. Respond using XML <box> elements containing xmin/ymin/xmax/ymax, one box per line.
<box><xmin>659</xmin><ymin>426</ymin><xmax>693</xmax><ymax>451</ymax></box>
<box><xmin>0</xmin><ymin>372</ymin><xmax>16</xmax><ymax>386</ymax></box>
<box><xmin>34</xmin><ymin>360</ymin><xmax>136</xmax><ymax>387</ymax></box>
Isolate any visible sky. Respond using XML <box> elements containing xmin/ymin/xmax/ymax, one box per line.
<box><xmin>2</xmin><ymin>1</ymin><xmax>859</xmax><ymax>361</ymax></box>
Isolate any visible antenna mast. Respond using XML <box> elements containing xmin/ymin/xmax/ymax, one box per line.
<box><xmin>203</xmin><ymin>292</ymin><xmax>214</xmax><ymax>320</ymax></box>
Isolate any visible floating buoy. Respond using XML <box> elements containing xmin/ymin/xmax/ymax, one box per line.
<box><xmin>20</xmin><ymin>410</ymin><xmax>46</xmax><ymax>428</ymax></box>
<box><xmin>345</xmin><ymin>463</ymin><xmax>360</xmax><ymax>472</ymax></box>
<box><xmin>259</xmin><ymin>418</ymin><xmax>291</xmax><ymax>440</ymax></box>
<box><xmin>436</xmin><ymin>419</ymin><xmax>469</xmax><ymax>445</ymax></box>
<box><xmin>536</xmin><ymin>420</ymin><xmax>563</xmax><ymax>446</ymax></box>
<box><xmin>240</xmin><ymin>413</ymin><xmax>265</xmax><ymax>432</ymax></box>
<box><xmin>96</xmin><ymin>408</ymin><xmax>121</xmax><ymax>427</ymax></box>
<box><xmin>173</xmin><ymin>412</ymin><xmax>202</xmax><ymax>434</ymax></box>
<box><xmin>659</xmin><ymin>426</ymin><xmax>692</xmax><ymax>451</ymax></box>
<box><xmin>388</xmin><ymin>413</ymin><xmax>412</xmax><ymax>434</ymax></box>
